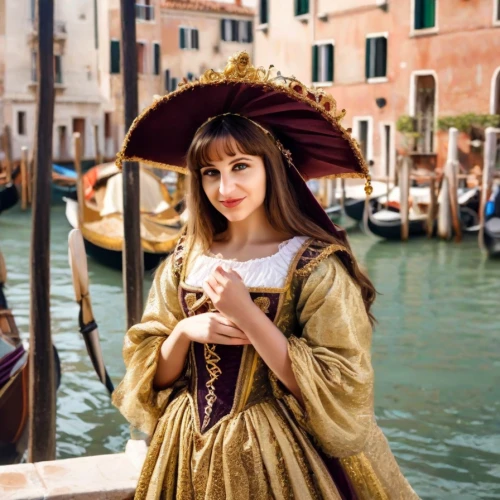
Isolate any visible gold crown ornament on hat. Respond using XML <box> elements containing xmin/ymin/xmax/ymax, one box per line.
<box><xmin>117</xmin><ymin>51</ymin><xmax>372</xmax><ymax>195</ymax></box>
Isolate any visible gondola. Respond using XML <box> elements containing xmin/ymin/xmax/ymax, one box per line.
<box><xmin>365</xmin><ymin>187</ymin><xmax>480</xmax><ymax>241</ymax></box>
<box><xmin>343</xmin><ymin>181</ymin><xmax>394</xmax><ymax>222</ymax></box>
<box><xmin>483</xmin><ymin>185</ymin><xmax>500</xmax><ymax>258</ymax></box>
<box><xmin>0</xmin><ymin>254</ymin><xmax>61</xmax><ymax>465</ymax></box>
<box><xmin>0</xmin><ymin>183</ymin><xmax>19</xmax><ymax>215</ymax></box>
<box><xmin>65</xmin><ymin>163</ymin><xmax>185</xmax><ymax>271</ymax></box>
<box><xmin>52</xmin><ymin>164</ymin><xmax>77</xmax><ymax>204</ymax></box>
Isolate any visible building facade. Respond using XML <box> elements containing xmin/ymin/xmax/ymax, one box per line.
<box><xmin>99</xmin><ymin>0</ymin><xmax>254</xmax><ymax>157</ymax></box>
<box><xmin>0</xmin><ymin>0</ymin><xmax>104</xmax><ymax>162</ymax></box>
<box><xmin>254</xmin><ymin>0</ymin><xmax>500</xmax><ymax>177</ymax></box>
<box><xmin>0</xmin><ymin>0</ymin><xmax>254</xmax><ymax>164</ymax></box>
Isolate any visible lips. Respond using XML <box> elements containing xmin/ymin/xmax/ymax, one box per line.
<box><xmin>221</xmin><ymin>197</ymin><xmax>245</xmax><ymax>208</ymax></box>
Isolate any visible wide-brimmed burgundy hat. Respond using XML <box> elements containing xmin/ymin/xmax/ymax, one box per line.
<box><xmin>117</xmin><ymin>52</ymin><xmax>371</xmax><ymax>242</ymax></box>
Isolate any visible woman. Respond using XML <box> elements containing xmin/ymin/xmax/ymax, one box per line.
<box><xmin>112</xmin><ymin>53</ymin><xmax>419</xmax><ymax>499</ymax></box>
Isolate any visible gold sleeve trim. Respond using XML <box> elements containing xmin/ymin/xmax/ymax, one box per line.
<box><xmin>294</xmin><ymin>244</ymin><xmax>351</xmax><ymax>277</ymax></box>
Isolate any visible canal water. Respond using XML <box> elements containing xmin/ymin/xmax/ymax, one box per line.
<box><xmin>1</xmin><ymin>205</ymin><xmax>499</xmax><ymax>499</ymax></box>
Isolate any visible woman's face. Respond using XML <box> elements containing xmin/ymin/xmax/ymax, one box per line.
<box><xmin>199</xmin><ymin>138</ymin><xmax>267</xmax><ymax>223</ymax></box>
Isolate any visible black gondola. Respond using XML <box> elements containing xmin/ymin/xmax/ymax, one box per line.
<box><xmin>483</xmin><ymin>186</ymin><xmax>500</xmax><ymax>258</ymax></box>
<box><xmin>0</xmin><ymin>274</ymin><xmax>61</xmax><ymax>465</ymax></box>
<box><xmin>0</xmin><ymin>184</ymin><xmax>19</xmax><ymax>215</ymax></box>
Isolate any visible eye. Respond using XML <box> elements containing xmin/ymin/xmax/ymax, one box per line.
<box><xmin>202</xmin><ymin>169</ymin><xmax>219</xmax><ymax>177</ymax></box>
<box><xmin>233</xmin><ymin>163</ymin><xmax>248</xmax><ymax>171</ymax></box>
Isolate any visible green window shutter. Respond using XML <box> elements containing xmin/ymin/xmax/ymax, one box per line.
<box><xmin>192</xmin><ymin>29</ymin><xmax>199</xmax><ymax>50</ymax></box>
<box><xmin>365</xmin><ymin>38</ymin><xmax>372</xmax><ymax>79</ymax></box>
<box><xmin>375</xmin><ymin>37</ymin><xmax>387</xmax><ymax>77</ymax></box>
<box><xmin>296</xmin><ymin>0</ymin><xmax>308</xmax><ymax>15</ymax></box>
<box><xmin>424</xmin><ymin>0</ymin><xmax>436</xmax><ymax>29</ymax></box>
<box><xmin>247</xmin><ymin>21</ymin><xmax>253</xmax><ymax>43</ymax></box>
<box><xmin>164</xmin><ymin>69</ymin><xmax>170</xmax><ymax>91</ymax></box>
<box><xmin>327</xmin><ymin>44</ymin><xmax>334</xmax><ymax>82</ymax></box>
<box><xmin>415</xmin><ymin>0</ymin><xmax>435</xmax><ymax>29</ymax></box>
<box><xmin>260</xmin><ymin>0</ymin><xmax>268</xmax><ymax>24</ymax></box>
<box><xmin>110</xmin><ymin>40</ymin><xmax>120</xmax><ymax>74</ymax></box>
<box><xmin>220</xmin><ymin>19</ymin><xmax>226</xmax><ymax>41</ymax></box>
<box><xmin>179</xmin><ymin>28</ymin><xmax>186</xmax><ymax>49</ymax></box>
<box><xmin>312</xmin><ymin>45</ymin><xmax>318</xmax><ymax>82</ymax></box>
<box><xmin>54</xmin><ymin>55</ymin><xmax>62</xmax><ymax>83</ymax></box>
<box><xmin>154</xmin><ymin>43</ymin><xmax>160</xmax><ymax>75</ymax></box>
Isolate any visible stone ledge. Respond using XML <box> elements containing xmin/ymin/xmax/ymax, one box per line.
<box><xmin>0</xmin><ymin>440</ymin><xmax>147</xmax><ymax>500</ymax></box>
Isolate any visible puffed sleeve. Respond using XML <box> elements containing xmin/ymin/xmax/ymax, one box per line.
<box><xmin>111</xmin><ymin>254</ymin><xmax>188</xmax><ymax>437</ymax></box>
<box><xmin>271</xmin><ymin>253</ymin><xmax>374</xmax><ymax>458</ymax></box>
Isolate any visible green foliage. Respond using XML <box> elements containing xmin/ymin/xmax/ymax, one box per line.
<box><xmin>437</xmin><ymin>113</ymin><xmax>500</xmax><ymax>133</ymax></box>
<box><xmin>396</xmin><ymin>115</ymin><xmax>417</xmax><ymax>134</ymax></box>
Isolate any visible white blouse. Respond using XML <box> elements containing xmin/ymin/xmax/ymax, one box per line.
<box><xmin>185</xmin><ymin>236</ymin><xmax>309</xmax><ymax>288</ymax></box>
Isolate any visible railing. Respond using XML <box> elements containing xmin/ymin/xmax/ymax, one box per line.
<box><xmin>135</xmin><ymin>4</ymin><xmax>155</xmax><ymax>21</ymax></box>
<box><xmin>28</xmin><ymin>19</ymin><xmax>67</xmax><ymax>38</ymax></box>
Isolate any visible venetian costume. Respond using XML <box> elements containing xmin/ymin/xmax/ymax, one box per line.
<box><xmin>112</xmin><ymin>52</ymin><xmax>419</xmax><ymax>499</ymax></box>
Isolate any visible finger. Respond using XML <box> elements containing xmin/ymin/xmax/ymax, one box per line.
<box><xmin>228</xmin><ymin>269</ymin><xmax>243</xmax><ymax>281</ymax></box>
<box><xmin>211</xmin><ymin>313</ymin><xmax>239</xmax><ymax>327</ymax></box>
<box><xmin>212</xmin><ymin>267</ymin><xmax>230</xmax><ymax>286</ymax></box>
<box><xmin>206</xmin><ymin>275</ymin><xmax>223</xmax><ymax>294</ymax></box>
<box><xmin>215</xmin><ymin>324</ymin><xmax>248</xmax><ymax>339</ymax></box>
<box><xmin>210</xmin><ymin>332</ymin><xmax>252</xmax><ymax>345</ymax></box>
<box><xmin>202</xmin><ymin>279</ymin><xmax>217</xmax><ymax>301</ymax></box>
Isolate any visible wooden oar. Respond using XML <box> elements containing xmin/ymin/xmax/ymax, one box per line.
<box><xmin>68</xmin><ymin>229</ymin><xmax>114</xmax><ymax>394</ymax></box>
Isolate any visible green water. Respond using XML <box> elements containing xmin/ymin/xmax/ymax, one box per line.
<box><xmin>1</xmin><ymin>206</ymin><xmax>499</xmax><ymax>499</ymax></box>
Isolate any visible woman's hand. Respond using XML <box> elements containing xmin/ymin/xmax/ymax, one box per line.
<box><xmin>176</xmin><ymin>312</ymin><xmax>251</xmax><ymax>345</ymax></box>
<box><xmin>202</xmin><ymin>266</ymin><xmax>258</xmax><ymax>327</ymax></box>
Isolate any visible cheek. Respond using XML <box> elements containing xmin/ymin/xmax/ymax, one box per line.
<box><xmin>201</xmin><ymin>178</ymin><xmax>217</xmax><ymax>200</ymax></box>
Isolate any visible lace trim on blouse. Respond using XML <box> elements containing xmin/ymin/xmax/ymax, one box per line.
<box><xmin>185</xmin><ymin>236</ymin><xmax>309</xmax><ymax>288</ymax></box>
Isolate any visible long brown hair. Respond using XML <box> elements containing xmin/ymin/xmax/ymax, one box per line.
<box><xmin>185</xmin><ymin>115</ymin><xmax>377</xmax><ymax>323</ymax></box>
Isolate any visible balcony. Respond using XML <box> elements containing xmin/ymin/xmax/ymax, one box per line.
<box><xmin>135</xmin><ymin>4</ymin><xmax>155</xmax><ymax>22</ymax></box>
<box><xmin>27</xmin><ymin>19</ymin><xmax>67</xmax><ymax>44</ymax></box>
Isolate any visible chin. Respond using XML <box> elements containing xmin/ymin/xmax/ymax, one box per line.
<box><xmin>223</xmin><ymin>211</ymin><xmax>251</xmax><ymax>222</ymax></box>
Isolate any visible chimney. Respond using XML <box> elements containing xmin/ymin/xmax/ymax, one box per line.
<box><xmin>235</xmin><ymin>0</ymin><xmax>242</xmax><ymax>6</ymax></box>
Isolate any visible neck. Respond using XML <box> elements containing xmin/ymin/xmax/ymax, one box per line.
<box><xmin>222</xmin><ymin>206</ymin><xmax>288</xmax><ymax>246</ymax></box>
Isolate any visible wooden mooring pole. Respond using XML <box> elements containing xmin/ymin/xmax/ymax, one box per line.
<box><xmin>20</xmin><ymin>146</ymin><xmax>29</xmax><ymax>210</ymax></box>
<box><xmin>28</xmin><ymin>0</ymin><xmax>56</xmax><ymax>462</ymax></box>
<box><xmin>120</xmin><ymin>0</ymin><xmax>143</xmax><ymax>328</ymax></box>
<box><xmin>400</xmin><ymin>155</ymin><xmax>411</xmax><ymax>241</ymax></box>
<box><xmin>73</xmin><ymin>133</ymin><xmax>84</xmax><ymax>228</ymax></box>
<box><xmin>438</xmin><ymin>128</ymin><xmax>460</xmax><ymax>240</ymax></box>
<box><xmin>2</xmin><ymin>125</ymin><xmax>13</xmax><ymax>183</ymax></box>
<box><xmin>478</xmin><ymin>128</ymin><xmax>498</xmax><ymax>250</ymax></box>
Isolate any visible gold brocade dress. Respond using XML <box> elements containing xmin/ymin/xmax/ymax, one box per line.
<box><xmin>112</xmin><ymin>236</ymin><xmax>420</xmax><ymax>500</ymax></box>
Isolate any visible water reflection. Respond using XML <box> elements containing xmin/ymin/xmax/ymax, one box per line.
<box><xmin>1</xmin><ymin>207</ymin><xmax>499</xmax><ymax>498</ymax></box>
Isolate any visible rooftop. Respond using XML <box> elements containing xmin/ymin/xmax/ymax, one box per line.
<box><xmin>162</xmin><ymin>0</ymin><xmax>255</xmax><ymax>16</ymax></box>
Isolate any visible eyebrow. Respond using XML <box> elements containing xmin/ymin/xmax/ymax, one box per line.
<box><xmin>202</xmin><ymin>157</ymin><xmax>252</xmax><ymax>168</ymax></box>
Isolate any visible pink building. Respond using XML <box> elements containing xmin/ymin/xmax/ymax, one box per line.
<box><xmin>255</xmin><ymin>0</ymin><xmax>500</xmax><ymax>177</ymax></box>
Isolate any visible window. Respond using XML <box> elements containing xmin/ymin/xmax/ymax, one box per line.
<box><xmin>153</xmin><ymin>43</ymin><xmax>160</xmax><ymax>75</ymax></box>
<box><xmin>414</xmin><ymin>0</ymin><xmax>436</xmax><ymax>30</ymax></box>
<box><xmin>31</xmin><ymin>51</ymin><xmax>37</xmax><ymax>82</ymax></box>
<box><xmin>135</xmin><ymin>1</ymin><xmax>155</xmax><ymax>21</ymax></box>
<box><xmin>164</xmin><ymin>70</ymin><xmax>178</xmax><ymax>92</ymax></box>
<box><xmin>353</xmin><ymin>119</ymin><xmax>371</xmax><ymax>161</ymax></box>
<box><xmin>259</xmin><ymin>0</ymin><xmax>268</xmax><ymax>25</ymax></box>
<box><xmin>104</xmin><ymin>113</ymin><xmax>112</xmax><ymax>139</ymax></box>
<box><xmin>295</xmin><ymin>0</ymin><xmax>309</xmax><ymax>16</ymax></box>
<box><xmin>110</xmin><ymin>40</ymin><xmax>120</xmax><ymax>74</ymax></box>
<box><xmin>221</xmin><ymin>20</ymin><xmax>253</xmax><ymax>43</ymax></box>
<box><xmin>495</xmin><ymin>0</ymin><xmax>500</xmax><ymax>23</ymax></box>
<box><xmin>137</xmin><ymin>42</ymin><xmax>147</xmax><ymax>73</ymax></box>
<box><xmin>179</xmin><ymin>27</ymin><xmax>199</xmax><ymax>50</ymax></box>
<box><xmin>58</xmin><ymin>125</ymin><xmax>68</xmax><ymax>159</ymax></box>
<box><xmin>241</xmin><ymin>21</ymin><xmax>253</xmax><ymax>43</ymax></box>
<box><xmin>54</xmin><ymin>55</ymin><xmax>63</xmax><ymax>84</ymax></box>
<box><xmin>365</xmin><ymin>34</ymin><xmax>387</xmax><ymax>80</ymax></box>
<box><xmin>73</xmin><ymin>118</ymin><xmax>86</xmax><ymax>157</ymax></box>
<box><xmin>312</xmin><ymin>43</ymin><xmax>334</xmax><ymax>83</ymax></box>
<box><xmin>17</xmin><ymin>112</ymin><xmax>27</xmax><ymax>136</ymax></box>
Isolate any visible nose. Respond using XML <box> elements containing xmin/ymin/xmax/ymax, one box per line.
<box><xmin>218</xmin><ymin>172</ymin><xmax>236</xmax><ymax>198</ymax></box>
